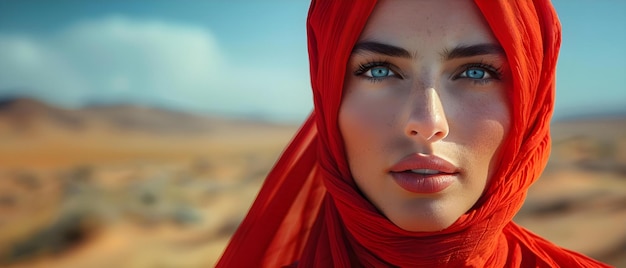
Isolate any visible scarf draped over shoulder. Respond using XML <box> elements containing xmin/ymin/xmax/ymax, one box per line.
<box><xmin>217</xmin><ymin>0</ymin><xmax>610</xmax><ymax>267</ymax></box>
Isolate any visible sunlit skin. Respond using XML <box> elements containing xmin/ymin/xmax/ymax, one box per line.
<box><xmin>339</xmin><ymin>0</ymin><xmax>512</xmax><ymax>232</ymax></box>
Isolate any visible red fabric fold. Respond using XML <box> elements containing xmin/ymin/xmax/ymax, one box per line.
<box><xmin>217</xmin><ymin>0</ymin><xmax>611</xmax><ymax>267</ymax></box>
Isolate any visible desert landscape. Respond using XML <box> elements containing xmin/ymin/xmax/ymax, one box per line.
<box><xmin>0</xmin><ymin>97</ymin><xmax>624</xmax><ymax>267</ymax></box>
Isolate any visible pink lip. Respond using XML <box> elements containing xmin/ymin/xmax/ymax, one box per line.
<box><xmin>389</xmin><ymin>154</ymin><xmax>459</xmax><ymax>194</ymax></box>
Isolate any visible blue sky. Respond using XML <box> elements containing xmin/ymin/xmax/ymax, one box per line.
<box><xmin>0</xmin><ymin>1</ymin><xmax>624</xmax><ymax>122</ymax></box>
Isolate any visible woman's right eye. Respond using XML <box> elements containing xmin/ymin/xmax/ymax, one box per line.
<box><xmin>354</xmin><ymin>62</ymin><xmax>400</xmax><ymax>82</ymax></box>
<box><xmin>364</xmin><ymin>66</ymin><xmax>395</xmax><ymax>78</ymax></box>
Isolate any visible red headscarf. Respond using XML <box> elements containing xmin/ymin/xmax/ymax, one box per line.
<box><xmin>217</xmin><ymin>0</ymin><xmax>610</xmax><ymax>267</ymax></box>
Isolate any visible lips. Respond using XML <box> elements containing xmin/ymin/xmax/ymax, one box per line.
<box><xmin>389</xmin><ymin>154</ymin><xmax>459</xmax><ymax>194</ymax></box>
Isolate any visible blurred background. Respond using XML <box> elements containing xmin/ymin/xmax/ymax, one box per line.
<box><xmin>0</xmin><ymin>1</ymin><xmax>625</xmax><ymax>267</ymax></box>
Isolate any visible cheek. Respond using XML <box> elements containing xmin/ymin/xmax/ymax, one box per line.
<box><xmin>449</xmin><ymin>92</ymin><xmax>511</xmax><ymax>175</ymax></box>
<box><xmin>338</xmin><ymin>96</ymin><xmax>378</xmax><ymax>160</ymax></box>
<box><xmin>338</xmin><ymin>90</ymin><xmax>399</xmax><ymax>175</ymax></box>
<box><xmin>479</xmin><ymin>93</ymin><xmax>511</xmax><ymax>153</ymax></box>
<box><xmin>339</xmin><ymin>89</ymin><xmax>399</xmax><ymax>148</ymax></box>
<box><xmin>338</xmin><ymin>102</ymin><xmax>370</xmax><ymax>186</ymax></box>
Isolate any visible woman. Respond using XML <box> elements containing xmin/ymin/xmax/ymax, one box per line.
<box><xmin>218</xmin><ymin>0</ymin><xmax>610</xmax><ymax>267</ymax></box>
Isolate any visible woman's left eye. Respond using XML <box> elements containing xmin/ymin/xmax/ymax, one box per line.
<box><xmin>459</xmin><ymin>67</ymin><xmax>492</xmax><ymax>79</ymax></box>
<box><xmin>454</xmin><ymin>64</ymin><xmax>502</xmax><ymax>82</ymax></box>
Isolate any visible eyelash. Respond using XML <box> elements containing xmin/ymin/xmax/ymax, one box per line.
<box><xmin>453</xmin><ymin>62</ymin><xmax>503</xmax><ymax>84</ymax></box>
<box><xmin>353</xmin><ymin>61</ymin><xmax>503</xmax><ymax>84</ymax></box>
<box><xmin>354</xmin><ymin>61</ymin><xmax>401</xmax><ymax>83</ymax></box>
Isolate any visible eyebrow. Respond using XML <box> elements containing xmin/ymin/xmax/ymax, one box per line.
<box><xmin>351</xmin><ymin>41</ymin><xmax>504</xmax><ymax>60</ymax></box>
<box><xmin>351</xmin><ymin>41</ymin><xmax>411</xmax><ymax>58</ymax></box>
<box><xmin>443</xmin><ymin>43</ymin><xmax>505</xmax><ymax>60</ymax></box>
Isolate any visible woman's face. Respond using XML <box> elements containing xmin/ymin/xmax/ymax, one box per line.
<box><xmin>339</xmin><ymin>0</ymin><xmax>511</xmax><ymax>232</ymax></box>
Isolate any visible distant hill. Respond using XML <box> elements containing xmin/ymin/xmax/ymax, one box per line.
<box><xmin>0</xmin><ymin>97</ymin><xmax>281</xmax><ymax>136</ymax></box>
<box><xmin>0</xmin><ymin>95</ymin><xmax>623</xmax><ymax>140</ymax></box>
<box><xmin>0</xmin><ymin>97</ymin><xmax>85</xmax><ymax>132</ymax></box>
<box><xmin>552</xmin><ymin>116</ymin><xmax>626</xmax><ymax>141</ymax></box>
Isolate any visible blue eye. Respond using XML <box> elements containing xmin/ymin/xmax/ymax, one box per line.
<box><xmin>465</xmin><ymin>68</ymin><xmax>486</xmax><ymax>79</ymax></box>
<box><xmin>365</xmin><ymin>66</ymin><xmax>395</xmax><ymax>78</ymax></box>
<box><xmin>354</xmin><ymin>61</ymin><xmax>401</xmax><ymax>82</ymax></box>
<box><xmin>457</xmin><ymin>65</ymin><xmax>498</xmax><ymax>80</ymax></box>
<box><xmin>369</xmin><ymin>67</ymin><xmax>391</xmax><ymax>77</ymax></box>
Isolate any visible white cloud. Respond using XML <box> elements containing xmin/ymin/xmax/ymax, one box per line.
<box><xmin>0</xmin><ymin>35</ymin><xmax>88</xmax><ymax>105</ymax></box>
<box><xmin>0</xmin><ymin>15</ymin><xmax>312</xmax><ymax>121</ymax></box>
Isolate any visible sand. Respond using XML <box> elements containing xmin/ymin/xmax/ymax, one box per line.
<box><xmin>0</xmin><ymin>98</ymin><xmax>624</xmax><ymax>267</ymax></box>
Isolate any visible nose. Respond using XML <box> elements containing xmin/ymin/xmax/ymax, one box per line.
<box><xmin>404</xmin><ymin>87</ymin><xmax>449</xmax><ymax>142</ymax></box>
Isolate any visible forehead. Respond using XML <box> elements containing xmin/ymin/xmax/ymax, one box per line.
<box><xmin>358</xmin><ymin>0</ymin><xmax>498</xmax><ymax>48</ymax></box>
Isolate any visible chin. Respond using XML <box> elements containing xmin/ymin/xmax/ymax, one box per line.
<box><xmin>391</xmin><ymin>214</ymin><xmax>459</xmax><ymax>232</ymax></box>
